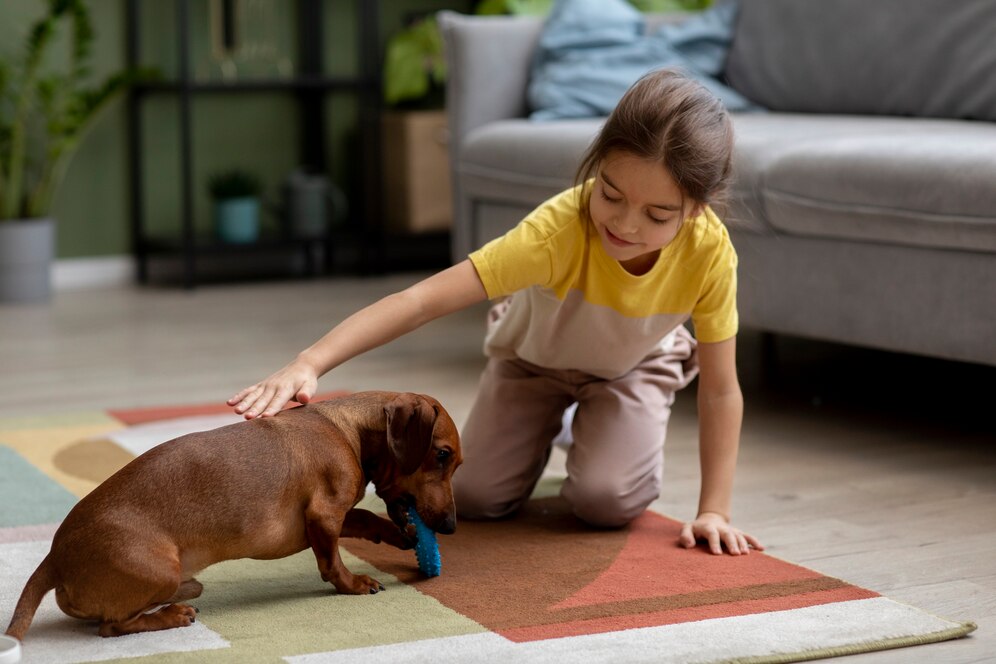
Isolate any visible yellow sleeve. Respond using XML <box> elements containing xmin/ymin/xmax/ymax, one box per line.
<box><xmin>467</xmin><ymin>187</ymin><xmax>583</xmax><ymax>299</ymax></box>
<box><xmin>691</xmin><ymin>236</ymin><xmax>739</xmax><ymax>343</ymax></box>
<box><xmin>469</xmin><ymin>220</ymin><xmax>554</xmax><ymax>299</ymax></box>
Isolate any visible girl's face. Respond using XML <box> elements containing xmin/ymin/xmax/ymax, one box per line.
<box><xmin>589</xmin><ymin>151</ymin><xmax>700</xmax><ymax>275</ymax></box>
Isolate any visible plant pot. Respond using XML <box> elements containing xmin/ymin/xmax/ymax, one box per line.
<box><xmin>215</xmin><ymin>197</ymin><xmax>260</xmax><ymax>244</ymax></box>
<box><xmin>0</xmin><ymin>217</ymin><xmax>55</xmax><ymax>304</ymax></box>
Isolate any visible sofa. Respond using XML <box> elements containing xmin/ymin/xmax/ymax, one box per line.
<box><xmin>439</xmin><ymin>0</ymin><xmax>996</xmax><ymax>367</ymax></box>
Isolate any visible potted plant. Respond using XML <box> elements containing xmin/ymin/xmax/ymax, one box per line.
<box><xmin>0</xmin><ymin>0</ymin><xmax>135</xmax><ymax>303</ymax></box>
<box><xmin>208</xmin><ymin>169</ymin><xmax>263</xmax><ymax>244</ymax></box>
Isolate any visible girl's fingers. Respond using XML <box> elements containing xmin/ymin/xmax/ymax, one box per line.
<box><xmin>679</xmin><ymin>523</ymin><xmax>696</xmax><ymax>548</ymax></box>
<box><xmin>232</xmin><ymin>386</ymin><xmax>264</xmax><ymax>415</ymax></box>
<box><xmin>263</xmin><ymin>386</ymin><xmax>298</xmax><ymax>417</ymax></box>
<box><xmin>228</xmin><ymin>385</ymin><xmax>258</xmax><ymax>408</ymax></box>
<box><xmin>745</xmin><ymin>532</ymin><xmax>765</xmax><ymax>551</ymax></box>
<box><xmin>721</xmin><ymin>529</ymin><xmax>741</xmax><ymax>555</ymax></box>
<box><xmin>707</xmin><ymin>529</ymin><xmax>723</xmax><ymax>555</ymax></box>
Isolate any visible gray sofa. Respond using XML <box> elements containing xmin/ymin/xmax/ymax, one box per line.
<box><xmin>439</xmin><ymin>0</ymin><xmax>996</xmax><ymax>367</ymax></box>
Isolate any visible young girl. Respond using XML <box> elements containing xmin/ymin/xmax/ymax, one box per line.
<box><xmin>228</xmin><ymin>68</ymin><xmax>763</xmax><ymax>556</ymax></box>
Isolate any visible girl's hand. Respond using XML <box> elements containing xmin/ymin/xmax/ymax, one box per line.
<box><xmin>227</xmin><ymin>357</ymin><xmax>319</xmax><ymax>420</ymax></box>
<box><xmin>679</xmin><ymin>512</ymin><xmax>765</xmax><ymax>556</ymax></box>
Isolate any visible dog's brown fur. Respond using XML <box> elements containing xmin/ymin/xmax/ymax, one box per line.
<box><xmin>5</xmin><ymin>391</ymin><xmax>462</xmax><ymax>639</ymax></box>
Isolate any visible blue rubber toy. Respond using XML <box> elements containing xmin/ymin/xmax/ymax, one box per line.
<box><xmin>407</xmin><ymin>506</ymin><xmax>441</xmax><ymax>577</ymax></box>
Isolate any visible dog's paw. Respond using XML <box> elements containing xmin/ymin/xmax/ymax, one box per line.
<box><xmin>334</xmin><ymin>573</ymin><xmax>386</xmax><ymax>595</ymax></box>
<box><xmin>354</xmin><ymin>574</ymin><xmax>386</xmax><ymax>594</ymax></box>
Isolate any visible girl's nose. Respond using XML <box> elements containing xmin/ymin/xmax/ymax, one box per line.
<box><xmin>614</xmin><ymin>209</ymin><xmax>639</xmax><ymax>235</ymax></box>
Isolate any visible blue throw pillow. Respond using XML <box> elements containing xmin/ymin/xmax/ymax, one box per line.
<box><xmin>538</xmin><ymin>0</ymin><xmax>644</xmax><ymax>51</ymax></box>
<box><xmin>528</xmin><ymin>0</ymin><xmax>761</xmax><ymax>120</ymax></box>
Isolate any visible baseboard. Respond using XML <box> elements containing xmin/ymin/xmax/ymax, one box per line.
<box><xmin>53</xmin><ymin>255</ymin><xmax>136</xmax><ymax>291</ymax></box>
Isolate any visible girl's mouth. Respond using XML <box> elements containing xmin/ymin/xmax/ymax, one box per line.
<box><xmin>604</xmin><ymin>227</ymin><xmax>637</xmax><ymax>247</ymax></box>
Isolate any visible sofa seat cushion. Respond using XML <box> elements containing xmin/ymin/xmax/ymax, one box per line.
<box><xmin>458</xmin><ymin>118</ymin><xmax>603</xmax><ymax>208</ymax></box>
<box><xmin>755</xmin><ymin>117</ymin><xmax>996</xmax><ymax>253</ymax></box>
<box><xmin>460</xmin><ymin>114</ymin><xmax>996</xmax><ymax>255</ymax></box>
<box><xmin>726</xmin><ymin>114</ymin><xmax>924</xmax><ymax>233</ymax></box>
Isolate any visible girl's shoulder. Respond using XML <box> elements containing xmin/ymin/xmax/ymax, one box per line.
<box><xmin>525</xmin><ymin>185</ymin><xmax>585</xmax><ymax>230</ymax></box>
<box><xmin>519</xmin><ymin>185</ymin><xmax>588</xmax><ymax>247</ymax></box>
<box><xmin>683</xmin><ymin>206</ymin><xmax>735</xmax><ymax>255</ymax></box>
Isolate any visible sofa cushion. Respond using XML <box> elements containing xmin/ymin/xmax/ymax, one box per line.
<box><xmin>725</xmin><ymin>0</ymin><xmax>996</xmax><ymax>121</ymax></box>
<box><xmin>757</xmin><ymin>118</ymin><xmax>996</xmax><ymax>253</ymax></box>
<box><xmin>458</xmin><ymin>118</ymin><xmax>603</xmax><ymax>208</ymax></box>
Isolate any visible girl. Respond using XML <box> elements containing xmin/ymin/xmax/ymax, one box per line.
<box><xmin>228</xmin><ymin>68</ymin><xmax>763</xmax><ymax>556</ymax></box>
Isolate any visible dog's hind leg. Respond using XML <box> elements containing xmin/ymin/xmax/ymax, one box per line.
<box><xmin>97</xmin><ymin>578</ymin><xmax>201</xmax><ymax>637</ymax></box>
<box><xmin>98</xmin><ymin>603</ymin><xmax>197</xmax><ymax>637</ymax></box>
<box><xmin>57</xmin><ymin>539</ymin><xmax>198</xmax><ymax>637</ymax></box>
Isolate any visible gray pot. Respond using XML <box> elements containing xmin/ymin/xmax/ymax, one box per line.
<box><xmin>0</xmin><ymin>217</ymin><xmax>55</xmax><ymax>303</ymax></box>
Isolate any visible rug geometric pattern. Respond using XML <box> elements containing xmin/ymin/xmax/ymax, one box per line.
<box><xmin>0</xmin><ymin>400</ymin><xmax>976</xmax><ymax>663</ymax></box>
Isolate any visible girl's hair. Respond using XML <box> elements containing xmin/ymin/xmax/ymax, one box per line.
<box><xmin>575</xmin><ymin>68</ymin><xmax>735</xmax><ymax>222</ymax></box>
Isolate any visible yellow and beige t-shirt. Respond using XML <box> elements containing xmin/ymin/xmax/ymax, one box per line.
<box><xmin>468</xmin><ymin>186</ymin><xmax>738</xmax><ymax>380</ymax></box>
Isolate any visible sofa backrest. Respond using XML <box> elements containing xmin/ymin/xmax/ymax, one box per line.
<box><xmin>724</xmin><ymin>0</ymin><xmax>996</xmax><ymax>121</ymax></box>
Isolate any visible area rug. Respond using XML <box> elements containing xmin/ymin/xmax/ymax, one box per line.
<box><xmin>0</xmin><ymin>399</ymin><xmax>976</xmax><ymax>663</ymax></box>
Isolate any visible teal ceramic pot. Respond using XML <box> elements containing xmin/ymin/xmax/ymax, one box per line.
<box><xmin>215</xmin><ymin>197</ymin><xmax>260</xmax><ymax>244</ymax></box>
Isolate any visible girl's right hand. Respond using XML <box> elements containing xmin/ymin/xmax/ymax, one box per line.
<box><xmin>227</xmin><ymin>358</ymin><xmax>319</xmax><ymax>419</ymax></box>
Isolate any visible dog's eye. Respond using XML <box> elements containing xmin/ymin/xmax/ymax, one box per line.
<box><xmin>436</xmin><ymin>449</ymin><xmax>451</xmax><ymax>464</ymax></box>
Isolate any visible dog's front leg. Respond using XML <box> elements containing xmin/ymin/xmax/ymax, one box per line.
<box><xmin>305</xmin><ymin>504</ymin><xmax>385</xmax><ymax>595</ymax></box>
<box><xmin>342</xmin><ymin>508</ymin><xmax>416</xmax><ymax>550</ymax></box>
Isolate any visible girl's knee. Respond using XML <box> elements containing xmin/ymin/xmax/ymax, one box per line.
<box><xmin>562</xmin><ymin>476</ymin><xmax>659</xmax><ymax>528</ymax></box>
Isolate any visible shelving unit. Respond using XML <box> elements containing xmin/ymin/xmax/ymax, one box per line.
<box><xmin>125</xmin><ymin>0</ymin><xmax>382</xmax><ymax>288</ymax></box>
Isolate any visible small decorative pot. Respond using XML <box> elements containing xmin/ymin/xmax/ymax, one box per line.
<box><xmin>215</xmin><ymin>197</ymin><xmax>260</xmax><ymax>244</ymax></box>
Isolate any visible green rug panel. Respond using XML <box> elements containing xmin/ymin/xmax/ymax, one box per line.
<box><xmin>0</xmin><ymin>445</ymin><xmax>78</xmax><ymax>527</ymax></box>
<box><xmin>111</xmin><ymin>549</ymin><xmax>485</xmax><ymax>663</ymax></box>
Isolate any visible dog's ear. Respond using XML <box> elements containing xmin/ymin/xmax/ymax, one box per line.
<box><xmin>384</xmin><ymin>393</ymin><xmax>437</xmax><ymax>475</ymax></box>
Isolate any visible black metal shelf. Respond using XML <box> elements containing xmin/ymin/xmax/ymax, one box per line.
<box><xmin>133</xmin><ymin>76</ymin><xmax>373</xmax><ymax>95</ymax></box>
<box><xmin>126</xmin><ymin>0</ymin><xmax>383</xmax><ymax>288</ymax></box>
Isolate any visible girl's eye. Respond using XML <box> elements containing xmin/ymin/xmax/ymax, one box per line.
<box><xmin>648</xmin><ymin>214</ymin><xmax>671</xmax><ymax>225</ymax></box>
<box><xmin>599</xmin><ymin>190</ymin><xmax>621</xmax><ymax>203</ymax></box>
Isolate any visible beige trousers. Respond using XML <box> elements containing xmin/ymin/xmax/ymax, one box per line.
<box><xmin>454</xmin><ymin>325</ymin><xmax>699</xmax><ymax>527</ymax></box>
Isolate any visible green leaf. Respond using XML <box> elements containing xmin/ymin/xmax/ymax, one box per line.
<box><xmin>2</xmin><ymin>0</ymin><xmax>140</xmax><ymax>219</ymax></box>
<box><xmin>474</xmin><ymin>0</ymin><xmax>509</xmax><ymax>15</ymax></box>
<box><xmin>382</xmin><ymin>17</ymin><xmax>445</xmax><ymax>106</ymax></box>
<box><xmin>628</xmin><ymin>0</ymin><xmax>713</xmax><ymax>11</ymax></box>
<box><xmin>383</xmin><ymin>34</ymin><xmax>430</xmax><ymax>105</ymax></box>
<box><xmin>506</xmin><ymin>0</ymin><xmax>555</xmax><ymax>15</ymax></box>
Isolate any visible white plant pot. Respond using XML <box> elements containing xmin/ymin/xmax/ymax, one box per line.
<box><xmin>0</xmin><ymin>217</ymin><xmax>55</xmax><ymax>303</ymax></box>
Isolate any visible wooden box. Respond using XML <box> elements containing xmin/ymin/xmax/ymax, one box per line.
<box><xmin>381</xmin><ymin>110</ymin><xmax>453</xmax><ymax>234</ymax></box>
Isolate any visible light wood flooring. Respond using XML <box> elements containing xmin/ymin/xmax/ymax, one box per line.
<box><xmin>1</xmin><ymin>274</ymin><xmax>993</xmax><ymax>662</ymax></box>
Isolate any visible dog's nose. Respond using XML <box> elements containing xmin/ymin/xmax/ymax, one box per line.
<box><xmin>435</xmin><ymin>513</ymin><xmax>456</xmax><ymax>535</ymax></box>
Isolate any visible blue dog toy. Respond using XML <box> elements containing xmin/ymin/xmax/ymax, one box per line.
<box><xmin>407</xmin><ymin>506</ymin><xmax>441</xmax><ymax>577</ymax></box>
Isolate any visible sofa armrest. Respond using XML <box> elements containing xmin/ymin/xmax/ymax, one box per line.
<box><xmin>438</xmin><ymin>11</ymin><xmax>544</xmax><ymax>144</ymax></box>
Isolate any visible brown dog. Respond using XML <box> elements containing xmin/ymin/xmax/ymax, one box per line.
<box><xmin>5</xmin><ymin>391</ymin><xmax>462</xmax><ymax>639</ymax></box>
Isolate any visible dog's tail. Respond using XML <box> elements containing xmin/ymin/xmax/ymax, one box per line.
<box><xmin>5</xmin><ymin>554</ymin><xmax>57</xmax><ymax>641</ymax></box>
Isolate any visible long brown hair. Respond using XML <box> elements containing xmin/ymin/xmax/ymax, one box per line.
<box><xmin>575</xmin><ymin>68</ymin><xmax>734</xmax><ymax>223</ymax></box>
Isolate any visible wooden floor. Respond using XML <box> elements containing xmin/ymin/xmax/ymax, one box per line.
<box><xmin>1</xmin><ymin>275</ymin><xmax>993</xmax><ymax>663</ymax></box>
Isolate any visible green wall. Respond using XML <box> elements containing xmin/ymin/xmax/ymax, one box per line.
<box><xmin>0</xmin><ymin>0</ymin><xmax>472</xmax><ymax>259</ymax></box>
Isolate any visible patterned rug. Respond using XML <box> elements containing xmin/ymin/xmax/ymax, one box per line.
<box><xmin>0</xmin><ymin>399</ymin><xmax>976</xmax><ymax>663</ymax></box>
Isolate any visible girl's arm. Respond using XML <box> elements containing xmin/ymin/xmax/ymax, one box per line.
<box><xmin>228</xmin><ymin>260</ymin><xmax>488</xmax><ymax>419</ymax></box>
<box><xmin>678</xmin><ymin>335</ymin><xmax>765</xmax><ymax>555</ymax></box>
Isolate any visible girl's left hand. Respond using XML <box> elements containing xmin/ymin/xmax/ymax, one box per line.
<box><xmin>679</xmin><ymin>512</ymin><xmax>765</xmax><ymax>556</ymax></box>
